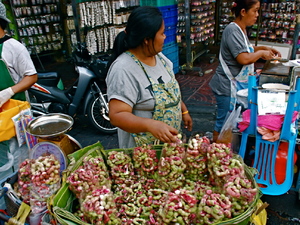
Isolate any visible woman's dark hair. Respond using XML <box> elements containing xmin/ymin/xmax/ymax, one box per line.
<box><xmin>231</xmin><ymin>0</ymin><xmax>260</xmax><ymax>17</ymax></box>
<box><xmin>107</xmin><ymin>6</ymin><xmax>163</xmax><ymax>70</ymax></box>
<box><xmin>0</xmin><ymin>18</ymin><xmax>8</xmax><ymax>30</ymax></box>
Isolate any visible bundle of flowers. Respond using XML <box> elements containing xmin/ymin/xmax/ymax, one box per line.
<box><xmin>18</xmin><ymin>154</ymin><xmax>61</xmax><ymax>213</ymax></box>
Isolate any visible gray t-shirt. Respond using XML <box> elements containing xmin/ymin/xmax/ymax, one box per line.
<box><xmin>106</xmin><ymin>52</ymin><xmax>173</xmax><ymax>148</ymax></box>
<box><xmin>209</xmin><ymin>23</ymin><xmax>250</xmax><ymax>96</ymax></box>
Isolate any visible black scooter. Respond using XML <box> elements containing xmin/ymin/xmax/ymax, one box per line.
<box><xmin>28</xmin><ymin>44</ymin><xmax>117</xmax><ymax>134</ymax></box>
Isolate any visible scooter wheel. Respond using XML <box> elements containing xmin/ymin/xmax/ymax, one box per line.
<box><xmin>87</xmin><ymin>94</ymin><xmax>117</xmax><ymax>134</ymax></box>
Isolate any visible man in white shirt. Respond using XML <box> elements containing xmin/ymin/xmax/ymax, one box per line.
<box><xmin>0</xmin><ymin>1</ymin><xmax>37</xmax><ymax>107</ymax></box>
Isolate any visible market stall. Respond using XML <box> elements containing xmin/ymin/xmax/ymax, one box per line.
<box><xmin>0</xmin><ymin>113</ymin><xmax>81</xmax><ymax>224</ymax></box>
<box><xmin>0</xmin><ymin>131</ymin><xmax>264</xmax><ymax>224</ymax></box>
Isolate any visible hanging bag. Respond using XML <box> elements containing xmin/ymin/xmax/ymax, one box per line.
<box><xmin>217</xmin><ymin>106</ymin><xmax>242</xmax><ymax>144</ymax></box>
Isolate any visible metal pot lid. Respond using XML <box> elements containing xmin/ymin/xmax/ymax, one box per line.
<box><xmin>26</xmin><ymin>113</ymin><xmax>74</xmax><ymax>138</ymax></box>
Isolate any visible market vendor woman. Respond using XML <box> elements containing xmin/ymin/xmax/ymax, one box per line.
<box><xmin>209</xmin><ymin>0</ymin><xmax>281</xmax><ymax>142</ymax></box>
<box><xmin>106</xmin><ymin>6</ymin><xmax>193</xmax><ymax>148</ymax></box>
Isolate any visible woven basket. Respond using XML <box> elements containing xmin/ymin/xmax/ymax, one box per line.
<box><xmin>49</xmin><ymin>143</ymin><xmax>261</xmax><ymax>225</ymax></box>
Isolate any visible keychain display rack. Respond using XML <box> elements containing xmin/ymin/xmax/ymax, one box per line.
<box><xmin>177</xmin><ymin>0</ymin><xmax>216</xmax><ymax>76</ymax></box>
<box><xmin>215</xmin><ymin>0</ymin><xmax>234</xmax><ymax>43</ymax></box>
<box><xmin>251</xmin><ymin>0</ymin><xmax>299</xmax><ymax>45</ymax></box>
<box><xmin>215</xmin><ymin>0</ymin><xmax>300</xmax><ymax>48</ymax></box>
<box><xmin>7</xmin><ymin>0</ymin><xmax>64</xmax><ymax>55</ymax></box>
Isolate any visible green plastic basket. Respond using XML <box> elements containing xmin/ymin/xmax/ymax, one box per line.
<box><xmin>50</xmin><ymin>144</ymin><xmax>261</xmax><ymax>225</ymax></box>
<box><xmin>213</xmin><ymin>164</ymin><xmax>262</xmax><ymax>225</ymax></box>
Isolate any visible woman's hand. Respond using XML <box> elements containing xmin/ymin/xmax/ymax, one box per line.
<box><xmin>182</xmin><ymin>113</ymin><xmax>193</xmax><ymax>131</ymax></box>
<box><xmin>260</xmin><ymin>50</ymin><xmax>276</xmax><ymax>60</ymax></box>
<box><xmin>148</xmin><ymin>120</ymin><xmax>178</xmax><ymax>143</ymax></box>
<box><xmin>270</xmin><ymin>48</ymin><xmax>281</xmax><ymax>58</ymax></box>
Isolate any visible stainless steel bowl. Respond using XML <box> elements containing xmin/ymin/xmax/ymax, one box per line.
<box><xmin>26</xmin><ymin>113</ymin><xmax>74</xmax><ymax>138</ymax></box>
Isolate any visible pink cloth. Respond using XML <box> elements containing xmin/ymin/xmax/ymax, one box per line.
<box><xmin>238</xmin><ymin>109</ymin><xmax>298</xmax><ymax>134</ymax></box>
<box><xmin>257</xmin><ymin>127</ymin><xmax>281</xmax><ymax>142</ymax></box>
<box><xmin>238</xmin><ymin>110</ymin><xmax>251</xmax><ymax>132</ymax></box>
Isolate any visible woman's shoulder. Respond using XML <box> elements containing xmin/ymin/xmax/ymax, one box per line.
<box><xmin>223</xmin><ymin>23</ymin><xmax>240</xmax><ymax>33</ymax></box>
<box><xmin>114</xmin><ymin>53</ymin><xmax>138</xmax><ymax>67</ymax></box>
<box><xmin>108</xmin><ymin>53</ymin><xmax>141</xmax><ymax>79</ymax></box>
<box><xmin>223</xmin><ymin>23</ymin><xmax>243</xmax><ymax>40</ymax></box>
<box><xmin>157</xmin><ymin>52</ymin><xmax>173</xmax><ymax>69</ymax></box>
<box><xmin>158</xmin><ymin>52</ymin><xmax>171</xmax><ymax>63</ymax></box>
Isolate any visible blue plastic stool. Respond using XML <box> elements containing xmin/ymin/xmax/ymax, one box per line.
<box><xmin>239</xmin><ymin>75</ymin><xmax>258</xmax><ymax>159</ymax></box>
<box><xmin>251</xmin><ymin>85</ymin><xmax>299</xmax><ymax>195</ymax></box>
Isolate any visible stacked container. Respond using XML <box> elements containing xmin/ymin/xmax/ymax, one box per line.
<box><xmin>140</xmin><ymin>0</ymin><xmax>179</xmax><ymax>74</ymax></box>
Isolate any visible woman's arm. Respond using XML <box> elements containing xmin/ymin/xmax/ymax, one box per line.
<box><xmin>254</xmin><ymin>46</ymin><xmax>282</xmax><ymax>57</ymax></box>
<box><xmin>236</xmin><ymin>48</ymin><xmax>278</xmax><ymax>65</ymax></box>
<box><xmin>109</xmin><ymin>99</ymin><xmax>178</xmax><ymax>143</ymax></box>
<box><xmin>181</xmin><ymin>101</ymin><xmax>192</xmax><ymax>131</ymax></box>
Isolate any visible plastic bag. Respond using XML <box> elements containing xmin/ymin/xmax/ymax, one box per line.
<box><xmin>217</xmin><ymin>106</ymin><xmax>242</xmax><ymax>144</ymax></box>
<box><xmin>0</xmin><ymin>141</ymin><xmax>14</xmax><ymax>181</ymax></box>
<box><xmin>0</xmin><ymin>99</ymin><xmax>30</xmax><ymax>142</ymax></box>
<box><xmin>159</xmin><ymin>189</ymin><xmax>197</xmax><ymax>224</ymax></box>
<box><xmin>11</xmin><ymin>108</ymin><xmax>33</xmax><ymax>147</ymax></box>
<box><xmin>250</xmin><ymin>199</ymin><xmax>268</xmax><ymax>225</ymax></box>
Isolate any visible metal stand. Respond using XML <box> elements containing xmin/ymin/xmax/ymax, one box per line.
<box><xmin>72</xmin><ymin>0</ymin><xmax>82</xmax><ymax>46</ymax></box>
<box><xmin>291</xmin><ymin>14</ymin><xmax>300</xmax><ymax>60</ymax></box>
<box><xmin>179</xmin><ymin>0</ymin><xmax>204</xmax><ymax>76</ymax></box>
<box><xmin>180</xmin><ymin>0</ymin><xmax>214</xmax><ymax>76</ymax></box>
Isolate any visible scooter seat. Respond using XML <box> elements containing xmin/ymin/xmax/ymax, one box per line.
<box><xmin>37</xmin><ymin>72</ymin><xmax>59</xmax><ymax>87</ymax></box>
<box><xmin>38</xmin><ymin>72</ymin><xmax>59</xmax><ymax>79</ymax></box>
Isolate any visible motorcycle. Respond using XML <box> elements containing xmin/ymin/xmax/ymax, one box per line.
<box><xmin>28</xmin><ymin>44</ymin><xmax>117</xmax><ymax>134</ymax></box>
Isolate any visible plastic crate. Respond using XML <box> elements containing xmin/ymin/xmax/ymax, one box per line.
<box><xmin>164</xmin><ymin>26</ymin><xmax>177</xmax><ymax>44</ymax></box>
<box><xmin>140</xmin><ymin>0</ymin><xmax>177</xmax><ymax>7</ymax></box>
<box><xmin>173</xmin><ymin>58</ymin><xmax>179</xmax><ymax>74</ymax></box>
<box><xmin>0</xmin><ymin>172</ymin><xmax>18</xmax><ymax>214</ymax></box>
<box><xmin>158</xmin><ymin>5</ymin><xmax>178</xmax><ymax>28</ymax></box>
<box><xmin>163</xmin><ymin>42</ymin><xmax>178</xmax><ymax>57</ymax></box>
<box><xmin>162</xmin><ymin>42</ymin><xmax>179</xmax><ymax>74</ymax></box>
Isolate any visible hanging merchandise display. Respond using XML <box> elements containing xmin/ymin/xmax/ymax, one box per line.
<box><xmin>216</xmin><ymin>0</ymin><xmax>299</xmax><ymax>49</ymax></box>
<box><xmin>177</xmin><ymin>0</ymin><xmax>215</xmax><ymax>45</ymax></box>
<box><xmin>177</xmin><ymin>0</ymin><xmax>216</xmax><ymax>75</ymax></box>
<box><xmin>68</xmin><ymin>0</ymin><xmax>139</xmax><ymax>56</ymax></box>
<box><xmin>7</xmin><ymin>0</ymin><xmax>64</xmax><ymax>55</ymax></box>
<box><xmin>252</xmin><ymin>0</ymin><xmax>299</xmax><ymax>45</ymax></box>
<box><xmin>215</xmin><ymin>0</ymin><xmax>235</xmax><ymax>43</ymax></box>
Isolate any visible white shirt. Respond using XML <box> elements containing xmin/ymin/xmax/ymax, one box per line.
<box><xmin>2</xmin><ymin>37</ymin><xmax>37</xmax><ymax>84</ymax></box>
